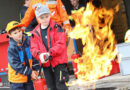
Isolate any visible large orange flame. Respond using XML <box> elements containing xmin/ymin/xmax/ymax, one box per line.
<box><xmin>69</xmin><ymin>1</ymin><xmax>119</xmax><ymax>82</ymax></box>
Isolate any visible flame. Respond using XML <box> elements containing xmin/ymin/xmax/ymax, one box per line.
<box><xmin>69</xmin><ymin>2</ymin><xmax>119</xmax><ymax>81</ymax></box>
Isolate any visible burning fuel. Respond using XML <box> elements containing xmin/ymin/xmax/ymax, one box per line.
<box><xmin>69</xmin><ymin>1</ymin><xmax>119</xmax><ymax>82</ymax></box>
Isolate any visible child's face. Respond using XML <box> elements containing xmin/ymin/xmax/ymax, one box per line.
<box><xmin>25</xmin><ymin>0</ymin><xmax>31</xmax><ymax>7</ymax></box>
<box><xmin>37</xmin><ymin>13</ymin><xmax>50</xmax><ymax>27</ymax></box>
<box><xmin>70</xmin><ymin>0</ymin><xmax>79</xmax><ymax>8</ymax></box>
<box><xmin>9</xmin><ymin>28</ymin><xmax>23</xmax><ymax>42</ymax></box>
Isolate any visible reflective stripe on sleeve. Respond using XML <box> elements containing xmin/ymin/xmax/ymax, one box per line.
<box><xmin>23</xmin><ymin>67</ymin><xmax>27</xmax><ymax>75</ymax></box>
<box><xmin>32</xmin><ymin>64</ymin><xmax>39</xmax><ymax>67</ymax></box>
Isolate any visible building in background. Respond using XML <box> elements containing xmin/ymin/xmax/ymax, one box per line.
<box><xmin>0</xmin><ymin>0</ymin><xmax>23</xmax><ymax>31</ymax></box>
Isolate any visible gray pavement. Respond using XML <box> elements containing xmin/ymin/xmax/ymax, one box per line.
<box><xmin>1</xmin><ymin>74</ymin><xmax>130</xmax><ymax>90</ymax></box>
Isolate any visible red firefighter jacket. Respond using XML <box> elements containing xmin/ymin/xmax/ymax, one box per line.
<box><xmin>30</xmin><ymin>20</ymin><xmax>68</xmax><ymax>68</ymax></box>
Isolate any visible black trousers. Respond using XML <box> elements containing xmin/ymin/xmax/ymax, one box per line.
<box><xmin>43</xmin><ymin>64</ymin><xmax>69</xmax><ymax>90</ymax></box>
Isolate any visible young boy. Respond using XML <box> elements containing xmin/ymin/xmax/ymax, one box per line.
<box><xmin>6</xmin><ymin>21</ymin><xmax>40</xmax><ymax>90</ymax></box>
<box><xmin>31</xmin><ymin>5</ymin><xmax>69</xmax><ymax>90</ymax></box>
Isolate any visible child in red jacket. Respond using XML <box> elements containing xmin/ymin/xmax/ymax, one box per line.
<box><xmin>30</xmin><ymin>5</ymin><xmax>69</xmax><ymax>90</ymax></box>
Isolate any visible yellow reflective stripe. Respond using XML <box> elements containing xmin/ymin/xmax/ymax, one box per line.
<box><xmin>60</xmin><ymin>71</ymin><xmax>62</xmax><ymax>81</ymax></box>
<box><xmin>24</xmin><ymin>32</ymin><xmax>32</xmax><ymax>36</ymax></box>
